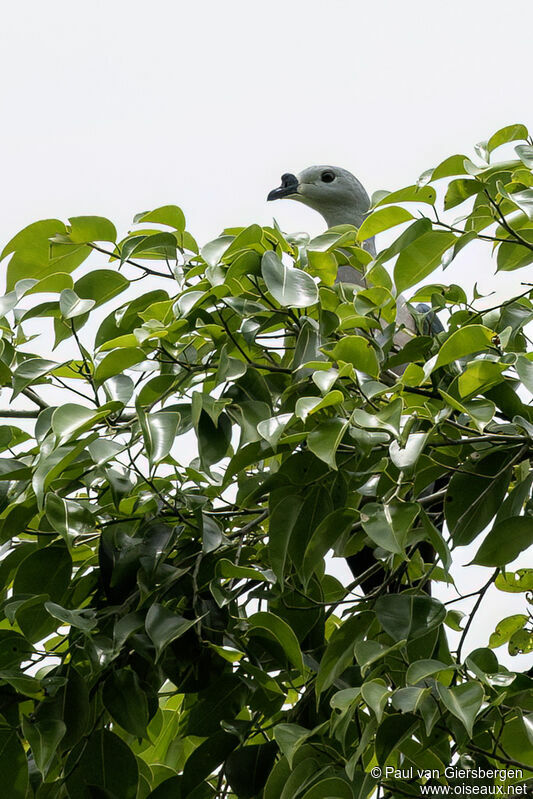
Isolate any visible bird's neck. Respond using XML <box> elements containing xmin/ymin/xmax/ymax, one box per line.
<box><xmin>322</xmin><ymin>205</ymin><xmax>367</xmax><ymax>228</ymax></box>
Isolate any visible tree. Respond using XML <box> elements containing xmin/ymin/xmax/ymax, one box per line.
<box><xmin>0</xmin><ymin>123</ymin><xmax>532</xmax><ymax>799</ymax></box>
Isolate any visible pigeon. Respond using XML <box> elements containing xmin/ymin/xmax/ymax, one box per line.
<box><xmin>268</xmin><ymin>165</ymin><xmax>443</xmax><ymax>343</ymax></box>
<box><xmin>268</xmin><ymin>165</ymin><xmax>441</xmax><ymax>592</ymax></box>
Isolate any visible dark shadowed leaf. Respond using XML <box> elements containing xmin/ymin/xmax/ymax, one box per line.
<box><xmin>376</xmin><ymin>595</ymin><xmax>446</xmax><ymax>641</ymax></box>
<box><xmin>103</xmin><ymin>668</ymin><xmax>149</xmax><ymax>737</ymax></box>
<box><xmin>65</xmin><ymin>729</ymin><xmax>138</xmax><ymax>799</ymax></box>
<box><xmin>145</xmin><ymin>604</ymin><xmax>200</xmax><ymax>660</ymax></box>
<box><xmin>472</xmin><ymin>517</ymin><xmax>533</xmax><ymax>566</ymax></box>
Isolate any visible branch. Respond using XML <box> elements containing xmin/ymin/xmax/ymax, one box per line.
<box><xmin>0</xmin><ymin>409</ymin><xmax>40</xmax><ymax>418</ymax></box>
<box><xmin>467</xmin><ymin>742</ymin><xmax>533</xmax><ymax>773</ymax></box>
<box><xmin>22</xmin><ymin>387</ymin><xmax>48</xmax><ymax>410</ymax></box>
<box><xmin>483</xmin><ymin>189</ymin><xmax>533</xmax><ymax>253</ymax></box>
<box><xmin>456</xmin><ymin>568</ymin><xmax>499</xmax><ymax>663</ymax></box>
<box><xmin>88</xmin><ymin>242</ymin><xmax>176</xmax><ymax>280</ymax></box>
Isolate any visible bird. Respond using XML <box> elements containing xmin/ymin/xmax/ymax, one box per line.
<box><xmin>267</xmin><ymin>165</ymin><xmax>443</xmax><ymax>343</ymax></box>
<box><xmin>267</xmin><ymin>165</ymin><xmax>441</xmax><ymax>593</ymax></box>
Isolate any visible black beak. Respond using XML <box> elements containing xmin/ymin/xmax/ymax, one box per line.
<box><xmin>267</xmin><ymin>173</ymin><xmax>299</xmax><ymax>201</ymax></box>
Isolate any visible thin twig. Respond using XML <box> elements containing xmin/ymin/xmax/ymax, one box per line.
<box><xmin>88</xmin><ymin>242</ymin><xmax>176</xmax><ymax>279</ymax></box>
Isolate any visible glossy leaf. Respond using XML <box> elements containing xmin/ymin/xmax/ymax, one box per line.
<box><xmin>436</xmin><ymin>682</ymin><xmax>484</xmax><ymax>737</ymax></box>
<box><xmin>357</xmin><ymin>206</ymin><xmax>413</xmax><ymax>241</ymax></box>
<box><xmin>488</xmin><ymin>124</ymin><xmax>528</xmax><ymax>152</ymax></box>
<box><xmin>434</xmin><ymin>325</ymin><xmax>494</xmax><ymax>369</ymax></box>
<box><xmin>394</xmin><ymin>231</ymin><xmax>457</xmax><ymax>293</ymax></box>
<box><xmin>261</xmin><ymin>251</ymin><xmax>319</xmax><ymax>308</ymax></box>
<box><xmin>376</xmin><ymin>595</ymin><xmax>446</xmax><ymax>641</ymax></box>
<box><xmin>307</xmin><ymin>418</ymin><xmax>348</xmax><ymax>468</ymax></box>
<box><xmin>328</xmin><ymin>335</ymin><xmax>379</xmax><ymax>377</ymax></box>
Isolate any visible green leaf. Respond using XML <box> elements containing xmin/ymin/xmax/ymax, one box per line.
<box><xmin>181</xmin><ymin>730</ymin><xmax>238</xmax><ymax>795</ymax></box>
<box><xmin>394</xmin><ymin>231</ymin><xmax>457</xmax><ymax>293</ymax></box>
<box><xmin>44</xmin><ymin>602</ymin><xmax>96</xmax><ymax>632</ymax></box>
<box><xmin>134</xmin><ymin>204</ymin><xmax>186</xmax><ymax>232</ymax></box>
<box><xmin>94</xmin><ymin>347</ymin><xmax>146</xmax><ymax>384</ymax></box>
<box><xmin>302</xmin><ymin>508</ymin><xmax>357</xmax><ymax>585</ymax></box>
<box><xmin>301</xmin><ymin>778</ymin><xmax>354</xmax><ymax>799</ymax></box>
<box><xmin>22</xmin><ymin>717</ymin><xmax>66</xmax><ymax>778</ymax></box>
<box><xmin>51</xmin><ymin>403</ymin><xmax>119</xmax><ymax>441</ymax></box>
<box><xmin>145</xmin><ymin>604</ymin><xmax>200</xmax><ymax>661</ymax></box>
<box><xmin>26</xmin><ymin>272</ymin><xmax>74</xmax><ymax>295</ymax></box>
<box><xmin>431</xmin><ymin>154</ymin><xmax>470</xmax><ymax>180</ymax></box>
<box><xmin>202</xmin><ymin>513</ymin><xmax>223</xmax><ymax>553</ymax></box>
<box><xmin>495</xmin><ymin>569</ymin><xmax>533</xmax><ymax>593</ymax></box>
<box><xmin>357</xmin><ymin>206</ymin><xmax>414</xmax><ymax>241</ymax></box>
<box><xmin>7</xmin><ymin>234</ymin><xmax>90</xmax><ymax>292</ymax></box>
<box><xmin>489</xmin><ymin>614</ymin><xmax>528</xmax><ymax>648</ymax></box>
<box><xmin>375</xmin><ymin>218</ymin><xmax>432</xmax><ymax>266</ymax></box>
<box><xmin>74</xmin><ymin>269</ymin><xmax>129</xmax><ymax>307</ymax></box>
<box><xmin>103</xmin><ymin>668</ymin><xmax>149</xmax><ymax>738</ymax></box>
<box><xmin>197</xmin><ymin>410</ymin><xmax>232</xmax><ymax>470</ymax></box>
<box><xmin>139</xmin><ymin>409</ymin><xmax>180</xmax><ymax>466</ymax></box>
<box><xmin>375</xmin><ymin>185</ymin><xmax>436</xmax><ymax>207</ymax></box>
<box><xmin>515</xmin><ymin>144</ymin><xmax>533</xmax><ymax>168</ymax></box>
<box><xmin>273</xmin><ymin>724</ymin><xmax>316</xmax><ymax>769</ymax></box>
<box><xmin>307</xmin><ymin>418</ymin><xmax>348</xmax><ymax>469</ymax></box>
<box><xmin>457</xmin><ymin>360</ymin><xmax>506</xmax><ymax>398</ymax></box>
<box><xmin>68</xmin><ymin>215</ymin><xmax>117</xmax><ymax>243</ymax></box>
<box><xmin>376</xmin><ymin>595</ymin><xmax>446</xmax><ymax>641</ymax></box>
<box><xmin>361</xmin><ymin>679</ymin><xmax>391</xmax><ymax>723</ymax></box>
<box><xmin>248</xmin><ymin>611</ymin><xmax>304</xmax><ymax>673</ymax></box>
<box><xmin>224</xmin><ymin>742</ymin><xmax>278</xmax><ymax>799</ymax></box>
<box><xmin>498</xmin><ymin>183</ymin><xmax>533</xmax><ymax>220</ymax></box>
<box><xmin>316</xmin><ymin>612</ymin><xmax>373</xmax><ymax>695</ymax></box>
<box><xmin>406</xmin><ymin>659</ymin><xmax>451</xmax><ymax>684</ymax></box>
<box><xmin>436</xmin><ymin>682</ymin><xmax>484</xmax><ymax>736</ymax></box>
<box><xmin>306</xmin><ymin>249</ymin><xmax>338</xmax><ymax>285</ymax></box>
<box><xmin>389</xmin><ymin>432</ymin><xmax>428</xmax><ymax>472</ymax></box>
<box><xmin>0</xmin><ymin>722</ymin><xmax>28</xmax><ymax>798</ymax></box>
<box><xmin>59</xmin><ymin>288</ymin><xmax>95</xmax><ymax>319</ymax></box>
<box><xmin>12</xmin><ymin>357</ymin><xmax>59</xmax><ymax>398</ymax></box>
<box><xmin>268</xmin><ymin>493</ymin><xmax>305</xmax><ymax>582</ymax></box>
<box><xmin>261</xmin><ymin>251</ymin><xmax>319</xmax><ymax>308</ymax></box>
<box><xmin>361</xmin><ymin>501</ymin><xmax>419</xmax><ymax>555</ymax></box>
<box><xmin>327</xmin><ymin>335</ymin><xmax>379</xmax><ymax>377</ymax></box>
<box><xmin>14</xmin><ymin>543</ymin><xmax>72</xmax><ymax>632</ymax></box>
<box><xmin>472</xmin><ymin>517</ymin><xmax>533</xmax><ymax>566</ymax></box>
<box><xmin>375</xmin><ymin>713</ymin><xmax>418</xmax><ymax>766</ymax></box>
<box><xmin>201</xmin><ymin>235</ymin><xmax>233</xmax><ymax>266</ymax></box>
<box><xmin>434</xmin><ymin>325</ymin><xmax>494</xmax><ymax>369</ymax></box>
<box><xmin>487</xmin><ymin>124</ymin><xmax>528</xmax><ymax>153</ymax></box>
<box><xmin>295</xmin><ymin>390</ymin><xmax>343</xmax><ymax>421</ymax></box>
<box><xmin>444</xmin><ymin>179</ymin><xmax>482</xmax><ymax>210</ymax></box>
<box><xmin>257</xmin><ymin>413</ymin><xmax>293</xmax><ymax>447</ymax></box>
<box><xmin>65</xmin><ymin>729</ymin><xmax>138</xmax><ymax>799</ymax></box>
<box><xmin>445</xmin><ymin>451</ymin><xmax>514</xmax><ymax>546</ymax></box>
<box><xmin>497</xmin><ymin>229</ymin><xmax>533</xmax><ymax>271</ymax></box>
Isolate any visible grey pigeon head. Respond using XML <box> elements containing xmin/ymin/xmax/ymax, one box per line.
<box><xmin>268</xmin><ymin>165</ymin><xmax>371</xmax><ymax>229</ymax></box>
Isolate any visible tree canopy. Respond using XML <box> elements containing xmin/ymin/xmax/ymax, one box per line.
<box><xmin>0</xmin><ymin>124</ymin><xmax>532</xmax><ymax>798</ymax></box>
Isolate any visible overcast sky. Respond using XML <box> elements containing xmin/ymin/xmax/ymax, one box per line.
<box><xmin>1</xmin><ymin>0</ymin><xmax>532</xmax><ymax>668</ymax></box>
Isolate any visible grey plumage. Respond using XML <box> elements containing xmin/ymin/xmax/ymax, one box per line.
<box><xmin>267</xmin><ymin>165</ymin><xmax>443</xmax><ymax>340</ymax></box>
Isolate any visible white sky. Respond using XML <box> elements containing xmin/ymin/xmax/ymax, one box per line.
<box><xmin>1</xmin><ymin>0</ymin><xmax>532</xmax><ymax>668</ymax></box>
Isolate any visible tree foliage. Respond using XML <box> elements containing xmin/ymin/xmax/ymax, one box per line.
<box><xmin>0</xmin><ymin>125</ymin><xmax>532</xmax><ymax>798</ymax></box>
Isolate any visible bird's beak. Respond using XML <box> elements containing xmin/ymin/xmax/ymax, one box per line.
<box><xmin>267</xmin><ymin>173</ymin><xmax>299</xmax><ymax>201</ymax></box>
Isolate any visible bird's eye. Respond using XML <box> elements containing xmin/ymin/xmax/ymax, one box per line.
<box><xmin>321</xmin><ymin>171</ymin><xmax>335</xmax><ymax>183</ymax></box>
